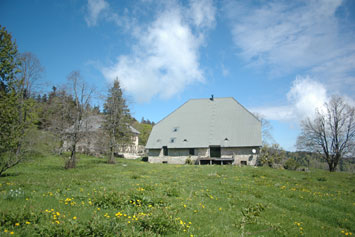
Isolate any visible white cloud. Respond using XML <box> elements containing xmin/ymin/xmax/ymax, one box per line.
<box><xmin>188</xmin><ymin>0</ymin><xmax>216</xmax><ymax>29</ymax></box>
<box><xmin>102</xmin><ymin>0</ymin><xmax>216</xmax><ymax>102</ymax></box>
<box><xmin>225</xmin><ymin>0</ymin><xmax>355</xmax><ymax>93</ymax></box>
<box><xmin>287</xmin><ymin>76</ymin><xmax>328</xmax><ymax>118</ymax></box>
<box><xmin>252</xmin><ymin>76</ymin><xmax>329</xmax><ymax>121</ymax></box>
<box><xmin>85</xmin><ymin>0</ymin><xmax>109</xmax><ymax>26</ymax></box>
<box><xmin>85</xmin><ymin>0</ymin><xmax>122</xmax><ymax>27</ymax></box>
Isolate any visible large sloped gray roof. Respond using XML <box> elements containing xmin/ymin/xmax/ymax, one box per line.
<box><xmin>146</xmin><ymin>97</ymin><xmax>261</xmax><ymax>149</ymax></box>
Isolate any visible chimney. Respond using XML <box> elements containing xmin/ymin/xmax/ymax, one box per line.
<box><xmin>210</xmin><ymin>94</ymin><xmax>214</xmax><ymax>101</ymax></box>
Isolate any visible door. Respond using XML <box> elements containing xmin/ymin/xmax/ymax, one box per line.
<box><xmin>163</xmin><ymin>146</ymin><xmax>168</xmax><ymax>156</ymax></box>
<box><xmin>210</xmin><ymin>146</ymin><xmax>221</xmax><ymax>158</ymax></box>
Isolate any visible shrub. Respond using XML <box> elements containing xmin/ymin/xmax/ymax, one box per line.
<box><xmin>185</xmin><ymin>157</ymin><xmax>193</xmax><ymax>165</ymax></box>
<box><xmin>284</xmin><ymin>158</ymin><xmax>300</xmax><ymax>170</ymax></box>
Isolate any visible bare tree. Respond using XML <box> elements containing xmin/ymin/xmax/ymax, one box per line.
<box><xmin>17</xmin><ymin>52</ymin><xmax>44</xmax><ymax>98</ymax></box>
<box><xmin>46</xmin><ymin>87</ymin><xmax>75</xmax><ymax>154</ymax></box>
<box><xmin>297</xmin><ymin>96</ymin><xmax>355</xmax><ymax>172</ymax></box>
<box><xmin>253</xmin><ymin>113</ymin><xmax>275</xmax><ymax>145</ymax></box>
<box><xmin>65</xmin><ymin>71</ymin><xmax>93</xmax><ymax>169</ymax></box>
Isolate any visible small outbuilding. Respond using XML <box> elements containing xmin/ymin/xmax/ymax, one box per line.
<box><xmin>145</xmin><ymin>97</ymin><xmax>262</xmax><ymax>165</ymax></box>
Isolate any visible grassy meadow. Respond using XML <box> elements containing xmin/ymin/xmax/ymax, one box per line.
<box><xmin>0</xmin><ymin>154</ymin><xmax>354</xmax><ymax>236</ymax></box>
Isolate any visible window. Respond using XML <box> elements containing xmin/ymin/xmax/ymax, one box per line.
<box><xmin>183</xmin><ymin>139</ymin><xmax>188</xmax><ymax>142</ymax></box>
<box><xmin>170</xmin><ymin>138</ymin><xmax>175</xmax><ymax>143</ymax></box>
<box><xmin>241</xmin><ymin>161</ymin><xmax>247</xmax><ymax>166</ymax></box>
<box><xmin>173</xmin><ymin>127</ymin><xmax>179</xmax><ymax>132</ymax></box>
<box><xmin>189</xmin><ymin>148</ymin><xmax>195</xmax><ymax>155</ymax></box>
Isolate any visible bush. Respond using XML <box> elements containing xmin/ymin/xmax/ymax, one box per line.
<box><xmin>284</xmin><ymin>158</ymin><xmax>300</xmax><ymax>170</ymax></box>
<box><xmin>185</xmin><ymin>157</ymin><xmax>193</xmax><ymax>165</ymax></box>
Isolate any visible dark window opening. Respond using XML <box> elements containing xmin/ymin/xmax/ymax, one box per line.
<box><xmin>210</xmin><ymin>146</ymin><xmax>221</xmax><ymax>158</ymax></box>
<box><xmin>170</xmin><ymin>138</ymin><xmax>175</xmax><ymax>143</ymax></box>
<box><xmin>163</xmin><ymin>146</ymin><xmax>168</xmax><ymax>156</ymax></box>
<box><xmin>241</xmin><ymin>161</ymin><xmax>247</xmax><ymax>166</ymax></box>
<box><xmin>224</xmin><ymin>137</ymin><xmax>229</xmax><ymax>141</ymax></box>
<box><xmin>173</xmin><ymin>127</ymin><xmax>179</xmax><ymax>132</ymax></box>
<box><xmin>162</xmin><ymin>161</ymin><xmax>168</xmax><ymax>164</ymax></box>
<box><xmin>183</xmin><ymin>139</ymin><xmax>188</xmax><ymax>142</ymax></box>
<box><xmin>189</xmin><ymin>148</ymin><xmax>195</xmax><ymax>155</ymax></box>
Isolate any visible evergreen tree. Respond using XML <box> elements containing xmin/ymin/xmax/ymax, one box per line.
<box><xmin>104</xmin><ymin>79</ymin><xmax>131</xmax><ymax>164</ymax></box>
<box><xmin>0</xmin><ymin>25</ymin><xmax>34</xmax><ymax>175</ymax></box>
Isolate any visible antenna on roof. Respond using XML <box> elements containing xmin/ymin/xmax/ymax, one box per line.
<box><xmin>210</xmin><ymin>94</ymin><xmax>214</xmax><ymax>101</ymax></box>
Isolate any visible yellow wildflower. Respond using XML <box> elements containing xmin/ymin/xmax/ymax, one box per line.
<box><xmin>10</xmin><ymin>232</ymin><xmax>14</xmax><ymax>235</ymax></box>
<box><xmin>26</xmin><ymin>221</ymin><xmax>30</xmax><ymax>225</ymax></box>
<box><xmin>73</xmin><ymin>216</ymin><xmax>77</xmax><ymax>220</ymax></box>
<box><xmin>15</xmin><ymin>223</ymin><xmax>20</xmax><ymax>226</ymax></box>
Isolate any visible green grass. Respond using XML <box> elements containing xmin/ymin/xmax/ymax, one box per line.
<box><xmin>0</xmin><ymin>154</ymin><xmax>354</xmax><ymax>236</ymax></box>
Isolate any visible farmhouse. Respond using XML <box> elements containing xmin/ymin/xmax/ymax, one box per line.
<box><xmin>63</xmin><ymin>115</ymin><xmax>142</xmax><ymax>158</ymax></box>
<box><xmin>145</xmin><ymin>97</ymin><xmax>262</xmax><ymax>165</ymax></box>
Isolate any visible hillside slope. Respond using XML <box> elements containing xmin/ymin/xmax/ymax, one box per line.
<box><xmin>0</xmin><ymin>155</ymin><xmax>354</xmax><ymax>236</ymax></box>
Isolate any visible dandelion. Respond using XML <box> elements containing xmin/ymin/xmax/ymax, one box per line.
<box><xmin>10</xmin><ymin>232</ymin><xmax>14</xmax><ymax>235</ymax></box>
<box><xmin>15</xmin><ymin>223</ymin><xmax>20</xmax><ymax>226</ymax></box>
<box><xmin>73</xmin><ymin>216</ymin><xmax>77</xmax><ymax>220</ymax></box>
<box><xmin>25</xmin><ymin>221</ymin><xmax>30</xmax><ymax>225</ymax></box>
<box><xmin>4</xmin><ymin>229</ymin><xmax>8</xmax><ymax>233</ymax></box>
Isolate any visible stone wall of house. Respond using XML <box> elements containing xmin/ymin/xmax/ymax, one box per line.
<box><xmin>148</xmin><ymin>148</ymin><xmax>208</xmax><ymax>164</ymax></box>
<box><xmin>221</xmin><ymin>147</ymin><xmax>259</xmax><ymax>166</ymax></box>
<box><xmin>147</xmin><ymin>147</ymin><xmax>259</xmax><ymax>165</ymax></box>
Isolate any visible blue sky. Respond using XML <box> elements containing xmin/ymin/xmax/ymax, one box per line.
<box><xmin>1</xmin><ymin>0</ymin><xmax>355</xmax><ymax>151</ymax></box>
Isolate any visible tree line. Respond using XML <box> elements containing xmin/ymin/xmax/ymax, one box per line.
<box><xmin>0</xmin><ymin>26</ymin><xmax>154</xmax><ymax>175</ymax></box>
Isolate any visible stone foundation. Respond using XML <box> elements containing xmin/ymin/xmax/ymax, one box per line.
<box><xmin>148</xmin><ymin>147</ymin><xmax>259</xmax><ymax>165</ymax></box>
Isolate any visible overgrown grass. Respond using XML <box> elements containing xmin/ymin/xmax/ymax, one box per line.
<box><xmin>0</xmin><ymin>154</ymin><xmax>354</xmax><ymax>236</ymax></box>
